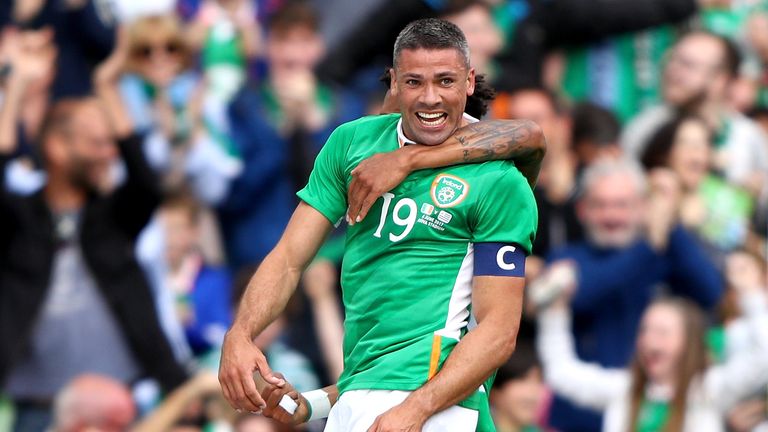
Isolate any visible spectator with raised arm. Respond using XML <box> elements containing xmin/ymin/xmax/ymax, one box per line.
<box><xmin>535</xmin><ymin>250</ymin><xmax>768</xmax><ymax>431</ymax></box>
<box><xmin>9</xmin><ymin>0</ymin><xmax>117</xmax><ymax>99</ymax></box>
<box><xmin>532</xmin><ymin>157</ymin><xmax>723</xmax><ymax>431</ymax></box>
<box><xmin>0</xmin><ymin>27</ymin><xmax>186</xmax><ymax>432</ymax></box>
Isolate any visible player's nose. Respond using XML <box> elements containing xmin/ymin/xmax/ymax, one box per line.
<box><xmin>419</xmin><ymin>82</ymin><xmax>441</xmax><ymax>107</ymax></box>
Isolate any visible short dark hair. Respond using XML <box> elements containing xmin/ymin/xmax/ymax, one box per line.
<box><xmin>267</xmin><ymin>1</ymin><xmax>319</xmax><ymax>36</ymax></box>
<box><xmin>640</xmin><ymin>114</ymin><xmax>711</xmax><ymax>170</ymax></box>
<box><xmin>571</xmin><ymin>102</ymin><xmax>621</xmax><ymax>147</ymax></box>
<box><xmin>507</xmin><ymin>86</ymin><xmax>563</xmax><ymax>114</ymax></box>
<box><xmin>393</xmin><ymin>18</ymin><xmax>470</xmax><ymax>69</ymax></box>
<box><xmin>160</xmin><ymin>189</ymin><xmax>203</xmax><ymax>225</ymax></box>
<box><xmin>493</xmin><ymin>343</ymin><xmax>540</xmax><ymax>388</ymax></box>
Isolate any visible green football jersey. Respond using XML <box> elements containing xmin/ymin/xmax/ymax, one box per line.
<box><xmin>297</xmin><ymin>113</ymin><xmax>537</xmax><ymax>411</ymax></box>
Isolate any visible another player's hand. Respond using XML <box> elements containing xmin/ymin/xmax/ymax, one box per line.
<box><xmin>348</xmin><ymin>148</ymin><xmax>414</xmax><ymax>225</ymax></box>
<box><xmin>260</xmin><ymin>376</ymin><xmax>310</xmax><ymax>425</ymax></box>
<box><xmin>219</xmin><ymin>328</ymin><xmax>285</xmax><ymax>412</ymax></box>
<box><xmin>367</xmin><ymin>401</ymin><xmax>428</xmax><ymax>432</ymax></box>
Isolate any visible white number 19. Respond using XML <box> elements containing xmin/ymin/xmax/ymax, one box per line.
<box><xmin>373</xmin><ymin>193</ymin><xmax>417</xmax><ymax>242</ymax></box>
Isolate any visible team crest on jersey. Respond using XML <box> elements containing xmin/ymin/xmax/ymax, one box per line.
<box><xmin>431</xmin><ymin>174</ymin><xmax>469</xmax><ymax>208</ymax></box>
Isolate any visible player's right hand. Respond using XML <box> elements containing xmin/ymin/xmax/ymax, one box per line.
<box><xmin>347</xmin><ymin>148</ymin><xmax>413</xmax><ymax>225</ymax></box>
<box><xmin>219</xmin><ymin>328</ymin><xmax>285</xmax><ymax>412</ymax></box>
<box><xmin>260</xmin><ymin>376</ymin><xmax>310</xmax><ymax>425</ymax></box>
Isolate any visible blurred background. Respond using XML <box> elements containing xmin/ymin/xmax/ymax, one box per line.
<box><xmin>0</xmin><ymin>0</ymin><xmax>766</xmax><ymax>431</ymax></box>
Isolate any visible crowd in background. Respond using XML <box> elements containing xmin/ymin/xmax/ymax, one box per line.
<box><xmin>0</xmin><ymin>0</ymin><xmax>766</xmax><ymax>431</ymax></box>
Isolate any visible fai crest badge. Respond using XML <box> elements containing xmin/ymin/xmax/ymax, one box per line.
<box><xmin>431</xmin><ymin>174</ymin><xmax>469</xmax><ymax>208</ymax></box>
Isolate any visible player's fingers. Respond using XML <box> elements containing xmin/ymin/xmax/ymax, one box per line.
<box><xmin>255</xmin><ymin>356</ymin><xmax>284</xmax><ymax>387</ymax></box>
<box><xmin>219</xmin><ymin>380</ymin><xmax>236</xmax><ymax>409</ymax></box>
<box><xmin>350</xmin><ymin>183</ymin><xmax>373</xmax><ymax>224</ymax></box>
<box><xmin>287</xmin><ymin>388</ymin><xmax>299</xmax><ymax>401</ymax></box>
<box><xmin>237</xmin><ymin>370</ymin><xmax>266</xmax><ymax>412</ymax></box>
<box><xmin>262</xmin><ymin>385</ymin><xmax>284</xmax><ymax>417</ymax></box>
<box><xmin>219</xmin><ymin>368</ymin><xmax>246</xmax><ymax>410</ymax></box>
<box><xmin>347</xmin><ymin>177</ymin><xmax>361</xmax><ymax>223</ymax></box>
<box><xmin>356</xmin><ymin>193</ymin><xmax>379</xmax><ymax>222</ymax></box>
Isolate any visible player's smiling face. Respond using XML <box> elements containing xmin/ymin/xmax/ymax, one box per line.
<box><xmin>391</xmin><ymin>48</ymin><xmax>475</xmax><ymax>146</ymax></box>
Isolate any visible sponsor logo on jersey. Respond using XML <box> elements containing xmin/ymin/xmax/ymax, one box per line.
<box><xmin>430</xmin><ymin>174</ymin><xmax>469</xmax><ymax>208</ymax></box>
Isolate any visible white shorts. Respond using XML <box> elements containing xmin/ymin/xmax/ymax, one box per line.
<box><xmin>323</xmin><ymin>389</ymin><xmax>478</xmax><ymax>432</ymax></box>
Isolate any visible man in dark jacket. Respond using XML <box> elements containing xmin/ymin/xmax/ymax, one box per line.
<box><xmin>0</xmin><ymin>29</ymin><xmax>186</xmax><ymax>432</ymax></box>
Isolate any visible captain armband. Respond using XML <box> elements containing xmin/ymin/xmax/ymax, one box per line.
<box><xmin>473</xmin><ymin>242</ymin><xmax>527</xmax><ymax>277</ymax></box>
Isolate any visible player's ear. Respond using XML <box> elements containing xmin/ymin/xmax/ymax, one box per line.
<box><xmin>389</xmin><ymin>67</ymin><xmax>398</xmax><ymax>96</ymax></box>
<box><xmin>466</xmin><ymin>67</ymin><xmax>476</xmax><ymax>96</ymax></box>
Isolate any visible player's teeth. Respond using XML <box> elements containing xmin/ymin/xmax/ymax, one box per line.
<box><xmin>418</xmin><ymin>112</ymin><xmax>443</xmax><ymax>119</ymax></box>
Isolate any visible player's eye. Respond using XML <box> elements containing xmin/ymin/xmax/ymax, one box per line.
<box><xmin>440</xmin><ymin>78</ymin><xmax>454</xmax><ymax>86</ymax></box>
<box><xmin>405</xmin><ymin>79</ymin><xmax>420</xmax><ymax>87</ymax></box>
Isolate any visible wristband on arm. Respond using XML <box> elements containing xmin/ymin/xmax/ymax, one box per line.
<box><xmin>302</xmin><ymin>389</ymin><xmax>332</xmax><ymax>421</ymax></box>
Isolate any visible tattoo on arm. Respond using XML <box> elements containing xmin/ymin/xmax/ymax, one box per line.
<box><xmin>453</xmin><ymin>119</ymin><xmax>545</xmax><ymax>165</ymax></box>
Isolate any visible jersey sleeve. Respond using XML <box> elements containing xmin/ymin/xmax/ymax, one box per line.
<box><xmin>296</xmin><ymin>124</ymin><xmax>350</xmax><ymax>225</ymax></box>
<box><xmin>470</xmin><ymin>164</ymin><xmax>538</xmax><ymax>255</ymax></box>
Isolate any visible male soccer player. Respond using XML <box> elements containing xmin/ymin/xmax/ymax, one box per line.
<box><xmin>219</xmin><ymin>19</ymin><xmax>540</xmax><ymax>431</ymax></box>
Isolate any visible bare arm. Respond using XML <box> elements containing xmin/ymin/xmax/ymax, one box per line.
<box><xmin>219</xmin><ymin>202</ymin><xmax>333</xmax><ymax>412</ymax></box>
<box><xmin>131</xmin><ymin>373</ymin><xmax>221</xmax><ymax>432</ymax></box>
<box><xmin>93</xmin><ymin>27</ymin><xmax>133</xmax><ymax>139</ymax></box>
<box><xmin>368</xmin><ymin>276</ymin><xmax>525</xmax><ymax>431</ymax></box>
<box><xmin>347</xmin><ymin>119</ymin><xmax>545</xmax><ymax>224</ymax></box>
<box><xmin>0</xmin><ymin>64</ymin><xmax>23</xmax><ymax>155</ymax></box>
<box><xmin>0</xmin><ymin>28</ymin><xmax>56</xmax><ymax>154</ymax></box>
<box><xmin>414</xmin><ymin>119</ymin><xmax>545</xmax><ymax>183</ymax></box>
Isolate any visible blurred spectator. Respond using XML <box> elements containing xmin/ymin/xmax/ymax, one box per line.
<box><xmin>490</xmin><ymin>344</ymin><xmax>548</xmax><ymax>432</ymax></box>
<box><xmin>622</xmin><ymin>30</ymin><xmax>768</xmax><ymax>193</ymax></box>
<box><xmin>121</xmin><ymin>13</ymin><xmax>241</xmax><ymax>205</ymax></box>
<box><xmin>0</xmin><ymin>28</ymin><xmax>186</xmax><ymax>432</ymax></box>
<box><xmin>132</xmin><ymin>371</ymin><xmax>235</xmax><ymax>432</ymax></box>
<box><xmin>187</xmin><ymin>0</ymin><xmax>260</xmax><ymax>105</ymax></box>
<box><xmin>719</xmin><ymin>251</ymin><xmax>768</xmax><ymax>432</ymax></box>
<box><xmin>442</xmin><ymin>1</ymin><xmax>503</xmax><ymax>79</ymax></box>
<box><xmin>534</xmin><ymin>158</ymin><xmax>722</xmax><ymax>431</ymax></box>
<box><xmin>570</xmin><ymin>102</ymin><xmax>622</xmax><ymax>168</ymax></box>
<box><xmin>9</xmin><ymin>0</ymin><xmax>117</xmax><ymax>99</ymax></box>
<box><xmin>218</xmin><ymin>1</ymin><xmax>364</xmax><ymax>269</ymax></box>
<box><xmin>536</xmin><ymin>258</ymin><xmax>767</xmax><ymax>431</ymax></box>
<box><xmin>158</xmin><ymin>192</ymin><xmax>233</xmax><ymax>357</ymax></box>
<box><xmin>641</xmin><ymin>115</ymin><xmax>754</xmax><ymax>252</ymax></box>
<box><xmin>496</xmin><ymin>88</ymin><xmax>582</xmax><ymax>259</ymax></box>
<box><xmin>51</xmin><ymin>374</ymin><xmax>136</xmax><ymax>432</ymax></box>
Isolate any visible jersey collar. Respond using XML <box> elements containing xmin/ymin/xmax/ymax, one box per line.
<box><xmin>397</xmin><ymin>113</ymin><xmax>480</xmax><ymax>147</ymax></box>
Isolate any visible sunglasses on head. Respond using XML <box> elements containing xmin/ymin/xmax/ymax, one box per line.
<box><xmin>132</xmin><ymin>41</ymin><xmax>182</xmax><ymax>59</ymax></box>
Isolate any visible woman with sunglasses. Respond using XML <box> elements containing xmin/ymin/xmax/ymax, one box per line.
<box><xmin>120</xmin><ymin>14</ymin><xmax>241</xmax><ymax>205</ymax></box>
<box><xmin>536</xmin><ymin>252</ymin><xmax>768</xmax><ymax>432</ymax></box>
